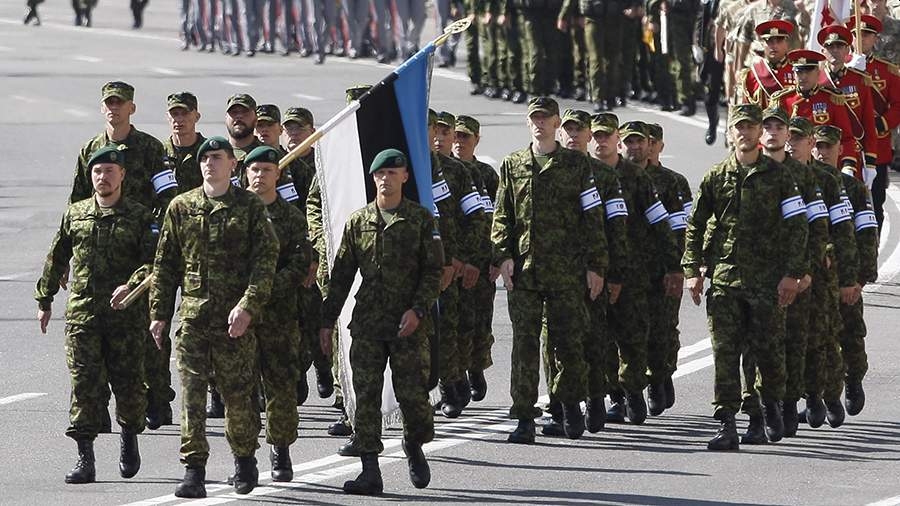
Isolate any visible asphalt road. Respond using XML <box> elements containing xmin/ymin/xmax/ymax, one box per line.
<box><xmin>2</xmin><ymin>2</ymin><xmax>900</xmax><ymax>505</ymax></box>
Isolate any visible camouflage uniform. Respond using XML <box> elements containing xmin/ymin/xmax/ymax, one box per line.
<box><xmin>492</xmin><ymin>142</ymin><xmax>608</xmax><ymax>419</ymax></box>
<box><xmin>321</xmin><ymin>199</ymin><xmax>443</xmax><ymax>453</ymax></box>
<box><xmin>35</xmin><ymin>197</ymin><xmax>156</xmax><ymax>440</ymax></box>
<box><xmin>165</xmin><ymin>134</ymin><xmax>207</xmax><ymax>195</ymax></box>
<box><xmin>683</xmin><ymin>150</ymin><xmax>808</xmax><ymax>418</ymax></box>
<box><xmin>149</xmin><ymin>185</ymin><xmax>279</xmax><ymax>467</ymax></box>
<box><xmin>874</xmin><ymin>15</ymin><xmax>900</xmax><ymax>64</ymax></box>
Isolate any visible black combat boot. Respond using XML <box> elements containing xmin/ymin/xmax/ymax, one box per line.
<box><xmin>174</xmin><ymin>466</ymin><xmax>206</xmax><ymax>498</ymax></box>
<box><xmin>806</xmin><ymin>396</ymin><xmax>827</xmax><ymax>428</ymax></box>
<box><xmin>562</xmin><ymin>403</ymin><xmax>585</xmax><ymax>439</ymax></box>
<box><xmin>647</xmin><ymin>382</ymin><xmax>667</xmax><ymax>416</ymax></box>
<box><xmin>740</xmin><ymin>415</ymin><xmax>767</xmax><ymax>445</ymax></box>
<box><xmin>402</xmin><ymin>440</ymin><xmax>430</xmax><ymax>489</ymax></box>
<box><xmin>845</xmin><ymin>381</ymin><xmax>865</xmax><ymax>416</ymax></box>
<box><xmin>825</xmin><ymin>398</ymin><xmax>845</xmax><ymax>428</ymax></box>
<box><xmin>584</xmin><ymin>397</ymin><xmax>606</xmax><ymax>433</ymax></box>
<box><xmin>664</xmin><ymin>376</ymin><xmax>676</xmax><ymax>409</ymax></box>
<box><xmin>100</xmin><ymin>409</ymin><xmax>112</xmax><ymax>433</ymax></box>
<box><xmin>328</xmin><ymin>407</ymin><xmax>353</xmax><ymax>436</ymax></box>
<box><xmin>783</xmin><ymin>401</ymin><xmax>799</xmax><ymax>437</ymax></box>
<box><xmin>707</xmin><ymin>413</ymin><xmax>739</xmax><ymax>451</ymax></box>
<box><xmin>207</xmin><ymin>389</ymin><xmax>225</xmax><ymax>418</ymax></box>
<box><xmin>296</xmin><ymin>375</ymin><xmax>309</xmax><ymax>406</ymax></box>
<box><xmin>468</xmin><ymin>369</ymin><xmax>487</xmax><ymax>401</ymax></box>
<box><xmin>541</xmin><ymin>401</ymin><xmax>565</xmax><ymax>436</ymax></box>
<box><xmin>626</xmin><ymin>392</ymin><xmax>647</xmax><ymax>425</ymax></box>
<box><xmin>343</xmin><ymin>453</ymin><xmax>383</xmax><ymax>495</ymax></box>
<box><xmin>607</xmin><ymin>391</ymin><xmax>626</xmax><ymax>423</ymax></box>
<box><xmin>316</xmin><ymin>366</ymin><xmax>334</xmax><ymax>398</ymax></box>
<box><xmin>763</xmin><ymin>400</ymin><xmax>784</xmax><ymax>442</ymax></box>
<box><xmin>338</xmin><ymin>435</ymin><xmax>362</xmax><ymax>456</ymax></box>
<box><xmin>439</xmin><ymin>381</ymin><xmax>462</xmax><ymax>419</ymax></box>
<box><xmin>232</xmin><ymin>456</ymin><xmax>258</xmax><ymax>494</ymax></box>
<box><xmin>270</xmin><ymin>446</ymin><xmax>293</xmax><ymax>482</ymax></box>
<box><xmin>65</xmin><ymin>439</ymin><xmax>96</xmax><ymax>484</ymax></box>
<box><xmin>456</xmin><ymin>377</ymin><xmax>472</xmax><ymax>409</ymax></box>
<box><xmin>146</xmin><ymin>403</ymin><xmax>173</xmax><ymax>430</ymax></box>
<box><xmin>119</xmin><ymin>430</ymin><xmax>141</xmax><ymax>478</ymax></box>
<box><xmin>507</xmin><ymin>418</ymin><xmax>536</xmax><ymax>444</ymax></box>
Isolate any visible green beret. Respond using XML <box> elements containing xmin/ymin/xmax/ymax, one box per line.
<box><xmin>619</xmin><ymin>120</ymin><xmax>649</xmax><ymax>139</ymax></box>
<box><xmin>226</xmin><ymin>93</ymin><xmax>257</xmax><ymax>112</ymax></box>
<box><xmin>346</xmin><ymin>85</ymin><xmax>372</xmax><ymax>104</ymax></box>
<box><xmin>283</xmin><ymin>107</ymin><xmax>314</xmax><ymax>127</ymax></box>
<box><xmin>369</xmin><ymin>148</ymin><xmax>407</xmax><ymax>174</ymax></box>
<box><xmin>527</xmin><ymin>96</ymin><xmax>559</xmax><ymax>117</ymax></box>
<box><xmin>762</xmin><ymin>106</ymin><xmax>790</xmax><ymax>125</ymax></box>
<box><xmin>814</xmin><ymin>125</ymin><xmax>842</xmax><ymax>145</ymax></box>
<box><xmin>455</xmin><ymin>115</ymin><xmax>480</xmax><ymax>135</ymax></box>
<box><xmin>428</xmin><ymin>109</ymin><xmax>438</xmax><ymax>126</ymax></box>
<box><xmin>101</xmin><ymin>81</ymin><xmax>134</xmax><ymax>102</ymax></box>
<box><xmin>729</xmin><ymin>104</ymin><xmax>763</xmax><ymax>127</ymax></box>
<box><xmin>436</xmin><ymin>111</ymin><xmax>456</xmax><ymax>127</ymax></box>
<box><xmin>590</xmin><ymin>113</ymin><xmax>619</xmax><ymax>134</ymax></box>
<box><xmin>647</xmin><ymin>123</ymin><xmax>663</xmax><ymax>140</ymax></box>
<box><xmin>789</xmin><ymin>116</ymin><xmax>815</xmax><ymax>137</ymax></box>
<box><xmin>256</xmin><ymin>104</ymin><xmax>281</xmax><ymax>123</ymax></box>
<box><xmin>197</xmin><ymin>135</ymin><xmax>234</xmax><ymax>159</ymax></box>
<box><xmin>244</xmin><ymin>145</ymin><xmax>281</xmax><ymax>166</ymax></box>
<box><xmin>87</xmin><ymin>145</ymin><xmax>126</xmax><ymax>168</ymax></box>
<box><xmin>167</xmin><ymin>91</ymin><xmax>198</xmax><ymax>111</ymax></box>
<box><xmin>561</xmin><ymin>109</ymin><xmax>591</xmax><ymax>129</ymax></box>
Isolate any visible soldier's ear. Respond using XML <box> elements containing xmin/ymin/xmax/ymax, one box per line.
<box><xmin>129</xmin><ymin>102</ymin><xmax>137</xmax><ymax>115</ymax></box>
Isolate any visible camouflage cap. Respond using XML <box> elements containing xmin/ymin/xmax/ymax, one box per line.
<box><xmin>226</xmin><ymin>93</ymin><xmax>257</xmax><ymax>112</ymax></box>
<box><xmin>428</xmin><ymin>108</ymin><xmax>438</xmax><ymax>126</ymax></box>
<box><xmin>619</xmin><ymin>120</ymin><xmax>649</xmax><ymax>139</ymax></box>
<box><xmin>345</xmin><ymin>84</ymin><xmax>372</xmax><ymax>103</ymax></box>
<box><xmin>789</xmin><ymin>116</ymin><xmax>815</xmax><ymax>137</ymax></box>
<box><xmin>256</xmin><ymin>104</ymin><xmax>282</xmax><ymax>123</ymax></box>
<box><xmin>197</xmin><ymin>135</ymin><xmax>234</xmax><ymax>158</ymax></box>
<box><xmin>369</xmin><ymin>148</ymin><xmax>407</xmax><ymax>174</ymax></box>
<box><xmin>455</xmin><ymin>115</ymin><xmax>480</xmax><ymax>136</ymax></box>
<box><xmin>527</xmin><ymin>96</ymin><xmax>559</xmax><ymax>117</ymax></box>
<box><xmin>590</xmin><ymin>112</ymin><xmax>619</xmax><ymax>134</ymax></box>
<box><xmin>762</xmin><ymin>106</ymin><xmax>790</xmax><ymax>125</ymax></box>
<box><xmin>561</xmin><ymin>109</ymin><xmax>592</xmax><ymax>129</ymax></box>
<box><xmin>167</xmin><ymin>91</ymin><xmax>198</xmax><ymax>111</ymax></box>
<box><xmin>244</xmin><ymin>145</ymin><xmax>281</xmax><ymax>166</ymax></box>
<box><xmin>647</xmin><ymin>123</ymin><xmax>663</xmax><ymax>140</ymax></box>
<box><xmin>87</xmin><ymin>145</ymin><xmax>126</xmax><ymax>168</ymax></box>
<box><xmin>728</xmin><ymin>104</ymin><xmax>763</xmax><ymax>127</ymax></box>
<box><xmin>814</xmin><ymin>125</ymin><xmax>843</xmax><ymax>145</ymax></box>
<box><xmin>282</xmin><ymin>106</ymin><xmax>314</xmax><ymax>127</ymax></box>
<box><xmin>436</xmin><ymin>111</ymin><xmax>456</xmax><ymax>127</ymax></box>
<box><xmin>101</xmin><ymin>81</ymin><xmax>134</xmax><ymax>102</ymax></box>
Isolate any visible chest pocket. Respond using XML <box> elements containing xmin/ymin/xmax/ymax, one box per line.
<box><xmin>382</xmin><ymin>219</ymin><xmax>418</xmax><ymax>267</ymax></box>
<box><xmin>356</xmin><ymin>225</ymin><xmax>381</xmax><ymax>278</ymax></box>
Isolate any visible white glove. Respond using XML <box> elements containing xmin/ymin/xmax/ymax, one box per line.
<box><xmin>864</xmin><ymin>167</ymin><xmax>877</xmax><ymax>190</ymax></box>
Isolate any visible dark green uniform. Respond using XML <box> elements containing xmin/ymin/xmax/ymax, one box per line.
<box><xmin>513</xmin><ymin>0</ymin><xmax>562</xmax><ymax>95</ymax></box>
<box><xmin>149</xmin><ymin>185</ymin><xmax>279</xmax><ymax>467</ymax></box>
<box><xmin>36</xmin><ymin>197</ymin><xmax>156</xmax><ymax>440</ymax></box>
<box><xmin>562</xmin><ymin>0</ymin><xmax>627</xmax><ymax>106</ymax></box>
<box><xmin>165</xmin><ymin>134</ymin><xmax>207</xmax><ymax>195</ymax></box>
<box><xmin>321</xmin><ymin>198</ymin><xmax>443</xmax><ymax>453</ymax></box>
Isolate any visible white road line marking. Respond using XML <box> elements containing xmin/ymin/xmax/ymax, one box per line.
<box><xmin>867</xmin><ymin>495</ymin><xmax>900</xmax><ymax>506</ymax></box>
<box><xmin>11</xmin><ymin>94</ymin><xmax>39</xmax><ymax>103</ymax></box>
<box><xmin>0</xmin><ymin>393</ymin><xmax>47</xmax><ymax>405</ymax></box>
<box><xmin>678</xmin><ymin>337</ymin><xmax>712</xmax><ymax>360</ymax></box>
<box><xmin>223</xmin><ymin>80</ymin><xmax>250</xmax><ymax>87</ymax></box>
<box><xmin>0</xmin><ymin>45</ymin><xmax>13</xmax><ymax>52</ymax></box>
<box><xmin>292</xmin><ymin>93</ymin><xmax>323</xmax><ymax>102</ymax></box>
<box><xmin>151</xmin><ymin>67</ymin><xmax>182</xmax><ymax>76</ymax></box>
<box><xmin>871</xmin><ymin>184</ymin><xmax>900</xmax><ymax>286</ymax></box>
<box><xmin>629</xmin><ymin>103</ymin><xmax>727</xmax><ymax>135</ymax></box>
<box><xmin>64</xmin><ymin>108</ymin><xmax>90</xmax><ymax>118</ymax></box>
<box><xmin>0</xmin><ymin>18</ymin><xmax>178</xmax><ymax>43</ymax></box>
<box><xmin>672</xmin><ymin>354</ymin><xmax>715</xmax><ymax>379</ymax></box>
<box><xmin>880</xmin><ymin>206</ymin><xmax>891</xmax><ymax>258</ymax></box>
<box><xmin>0</xmin><ymin>270</ymin><xmax>38</xmax><ymax>281</ymax></box>
<box><xmin>73</xmin><ymin>55</ymin><xmax>102</xmax><ymax>63</ymax></box>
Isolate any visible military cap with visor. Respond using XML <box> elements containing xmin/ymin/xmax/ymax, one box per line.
<box><xmin>455</xmin><ymin>115</ymin><xmax>481</xmax><ymax>136</ymax></box>
<box><xmin>561</xmin><ymin>109</ymin><xmax>592</xmax><ymax>129</ymax></box>
<box><xmin>527</xmin><ymin>96</ymin><xmax>560</xmax><ymax>117</ymax></box>
<box><xmin>256</xmin><ymin>104</ymin><xmax>282</xmax><ymax>123</ymax></box>
<box><xmin>226</xmin><ymin>93</ymin><xmax>257</xmax><ymax>112</ymax></box>
<box><xmin>167</xmin><ymin>92</ymin><xmax>198</xmax><ymax>111</ymax></box>
<box><xmin>729</xmin><ymin>103</ymin><xmax>764</xmax><ymax>126</ymax></box>
<box><xmin>590</xmin><ymin>112</ymin><xmax>619</xmax><ymax>134</ymax></box>
<box><xmin>282</xmin><ymin>107</ymin><xmax>314</xmax><ymax>127</ymax></box>
<box><xmin>101</xmin><ymin>81</ymin><xmax>134</xmax><ymax>102</ymax></box>
<box><xmin>88</xmin><ymin>145</ymin><xmax>126</xmax><ymax>168</ymax></box>
<box><xmin>619</xmin><ymin>120</ymin><xmax>649</xmax><ymax>139</ymax></box>
<box><xmin>755</xmin><ymin>19</ymin><xmax>794</xmax><ymax>40</ymax></box>
<box><xmin>814</xmin><ymin>125</ymin><xmax>843</xmax><ymax>145</ymax></box>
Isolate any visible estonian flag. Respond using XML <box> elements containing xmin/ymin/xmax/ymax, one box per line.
<box><xmin>314</xmin><ymin>44</ymin><xmax>438</xmax><ymax>424</ymax></box>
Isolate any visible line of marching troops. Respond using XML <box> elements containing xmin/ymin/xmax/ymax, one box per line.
<box><xmin>33</xmin><ymin>54</ymin><xmax>882</xmax><ymax>496</ymax></box>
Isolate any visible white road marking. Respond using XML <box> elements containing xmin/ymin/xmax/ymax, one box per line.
<box><xmin>880</xmin><ymin>205</ymin><xmax>891</xmax><ymax>258</ymax></box>
<box><xmin>677</xmin><ymin>337</ymin><xmax>712</xmax><ymax>360</ymax></box>
<box><xmin>292</xmin><ymin>93</ymin><xmax>323</xmax><ymax>102</ymax></box>
<box><xmin>0</xmin><ymin>45</ymin><xmax>12</xmax><ymax>51</ymax></box>
<box><xmin>0</xmin><ymin>270</ymin><xmax>38</xmax><ymax>281</ymax></box>
<box><xmin>672</xmin><ymin>354</ymin><xmax>715</xmax><ymax>379</ymax></box>
<box><xmin>869</xmin><ymin>184</ymin><xmax>900</xmax><ymax>288</ymax></box>
<box><xmin>0</xmin><ymin>18</ymin><xmax>178</xmax><ymax>43</ymax></box>
<box><xmin>867</xmin><ymin>495</ymin><xmax>900</xmax><ymax>506</ymax></box>
<box><xmin>0</xmin><ymin>393</ymin><xmax>47</xmax><ymax>405</ymax></box>
<box><xmin>64</xmin><ymin>108</ymin><xmax>90</xmax><ymax>118</ymax></box>
<box><xmin>11</xmin><ymin>94</ymin><xmax>39</xmax><ymax>103</ymax></box>
<box><xmin>151</xmin><ymin>67</ymin><xmax>182</xmax><ymax>76</ymax></box>
<box><xmin>73</xmin><ymin>55</ymin><xmax>102</xmax><ymax>63</ymax></box>
<box><xmin>223</xmin><ymin>80</ymin><xmax>250</xmax><ymax>87</ymax></box>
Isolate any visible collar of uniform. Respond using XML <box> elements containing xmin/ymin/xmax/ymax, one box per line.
<box><xmin>829</xmin><ymin>65</ymin><xmax>846</xmax><ymax>79</ymax></box>
<box><xmin>366</xmin><ymin>199</ymin><xmax>409</xmax><ymax>226</ymax></box>
<box><xmin>731</xmin><ymin>150</ymin><xmax>773</xmax><ymax>175</ymax></box>
<box><xmin>90</xmin><ymin>195</ymin><xmax>129</xmax><ymax>215</ymax></box>
<box><xmin>205</xmin><ymin>184</ymin><xmax>237</xmax><ymax>211</ymax></box>
<box><xmin>769</xmin><ymin>56</ymin><xmax>788</xmax><ymax>68</ymax></box>
<box><xmin>104</xmin><ymin>124</ymin><xmax>137</xmax><ymax>145</ymax></box>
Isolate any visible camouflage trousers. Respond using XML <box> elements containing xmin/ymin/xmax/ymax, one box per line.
<box><xmin>647</xmin><ymin>277</ymin><xmax>682</xmax><ymax>383</ymax></box>
<box><xmin>584</xmin><ymin>14</ymin><xmax>625</xmax><ymax>104</ymax></box>
<box><xmin>520</xmin><ymin>11</ymin><xmax>559</xmax><ymax>96</ymax></box>
<box><xmin>544</xmin><ymin>291</ymin><xmax>609</xmax><ymax>402</ymax></box>
<box><xmin>707</xmin><ymin>285</ymin><xmax>786</xmax><ymax>417</ymax></box>
<box><xmin>350</xmin><ymin>334</ymin><xmax>434</xmax><ymax>453</ymax></box>
<box><xmin>480</xmin><ymin>18</ymin><xmax>503</xmax><ymax>89</ymax></box>
<box><xmin>176</xmin><ymin>322</ymin><xmax>260</xmax><ymax>467</ymax></box>
<box><xmin>458</xmin><ymin>273</ymin><xmax>496</xmax><ymax>374</ymax></box>
<box><xmin>65</xmin><ymin>323</ymin><xmax>147</xmax><ymax>440</ymax></box>
<box><xmin>838</xmin><ymin>297</ymin><xmax>868</xmax><ymax>384</ymax></box>
<box><xmin>144</xmin><ymin>321</ymin><xmax>176</xmax><ymax>411</ymax></box>
<box><xmin>297</xmin><ymin>283</ymin><xmax>331</xmax><ymax>378</ymax></box>
<box><xmin>257</xmin><ymin>322</ymin><xmax>301</xmax><ymax>446</ymax></box>
<box><xmin>509</xmin><ymin>288</ymin><xmax>588</xmax><ymax>419</ymax></box>
<box><xmin>807</xmin><ymin>260</ymin><xmax>843</xmax><ymax>401</ymax></box>
<box><xmin>606</xmin><ymin>283</ymin><xmax>650</xmax><ymax>395</ymax></box>
<box><xmin>438</xmin><ymin>283</ymin><xmax>462</xmax><ymax>384</ymax></box>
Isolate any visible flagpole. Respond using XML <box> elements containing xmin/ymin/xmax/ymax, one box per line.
<box><xmin>278</xmin><ymin>16</ymin><xmax>473</xmax><ymax>170</ymax></box>
<box><xmin>853</xmin><ymin>0</ymin><xmax>862</xmax><ymax>53</ymax></box>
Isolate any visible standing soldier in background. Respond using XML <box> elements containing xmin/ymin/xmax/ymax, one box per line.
<box><xmin>465</xmin><ymin>0</ymin><xmax>484</xmax><ymax>95</ymax></box>
<box><xmin>395</xmin><ymin>0</ymin><xmax>426</xmax><ymax>60</ymax></box>
<box><xmin>479</xmin><ymin>0</ymin><xmax>504</xmax><ymax>98</ymax></box>
<box><xmin>667</xmin><ymin>0</ymin><xmax>702</xmax><ymax>116</ymax></box>
<box><xmin>738</xmin><ymin>20</ymin><xmax>796</xmax><ymax>109</ymax></box>
<box><xmin>497</xmin><ymin>1</ymin><xmax>527</xmax><ymax>103</ymax></box>
<box><xmin>698</xmin><ymin>0</ymin><xmax>725</xmax><ymax>144</ymax></box>
<box><xmin>150</xmin><ymin>136</ymin><xmax>279</xmax><ymax>498</ymax></box>
<box><xmin>645</xmin><ymin>0</ymin><xmax>677</xmax><ymax>112</ymax></box>
<box><xmin>311</xmin><ymin>0</ymin><xmax>337</xmax><ymax>63</ymax></box>
<box><xmin>517</xmin><ymin>0</ymin><xmax>561</xmax><ymax>97</ymax></box>
<box><xmin>560</xmin><ymin>0</ymin><xmax>625</xmax><ymax>112</ymax></box>
<box><xmin>492</xmin><ymin>97</ymin><xmax>608</xmax><ymax>444</ymax></box>
<box><xmin>683</xmin><ymin>104</ymin><xmax>808</xmax><ymax>451</ymax></box>
<box><xmin>37</xmin><ymin>146</ymin><xmax>157</xmax><ymax>485</ymax></box>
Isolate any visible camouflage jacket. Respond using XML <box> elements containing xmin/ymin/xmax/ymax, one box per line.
<box><xmin>683</xmin><ymin>152</ymin><xmax>809</xmax><ymax>291</ymax></box>
<box><xmin>322</xmin><ymin>198</ymin><xmax>443</xmax><ymax>340</ymax></box>
<box><xmin>164</xmin><ymin>133</ymin><xmax>206</xmax><ymax>194</ymax></box>
<box><xmin>782</xmin><ymin>155</ymin><xmax>829</xmax><ymax>277</ymax></box>
<box><xmin>283</xmin><ymin>146</ymin><xmax>316</xmax><ymax>210</ymax></box>
<box><xmin>613</xmin><ymin>156</ymin><xmax>681</xmax><ymax>285</ymax></box>
<box><xmin>70</xmin><ymin>126</ymin><xmax>172</xmax><ymax>224</ymax></box>
<box><xmin>258</xmin><ymin>196</ymin><xmax>311</xmax><ymax>326</ymax></box>
<box><xmin>809</xmin><ymin>160</ymin><xmax>858</xmax><ymax>287</ymax></box>
<box><xmin>462</xmin><ymin>157</ymin><xmax>500</xmax><ymax>271</ymax></box>
<box><xmin>35</xmin><ymin>197</ymin><xmax>157</xmax><ymax>327</ymax></box>
<box><xmin>874</xmin><ymin>15</ymin><xmax>900</xmax><ymax>65</ymax></box>
<box><xmin>492</xmin><ymin>143</ymin><xmax>609</xmax><ymax>291</ymax></box>
<box><xmin>437</xmin><ymin>152</ymin><xmax>489</xmax><ymax>267</ymax></box>
<box><xmin>645</xmin><ymin>162</ymin><xmax>694</xmax><ymax>253</ymax></box>
<box><xmin>589</xmin><ymin>157</ymin><xmax>630</xmax><ymax>285</ymax></box>
<box><xmin>149</xmin><ymin>185</ymin><xmax>279</xmax><ymax>326</ymax></box>
<box><xmin>840</xmin><ymin>171</ymin><xmax>879</xmax><ymax>284</ymax></box>
<box><xmin>431</xmin><ymin>152</ymin><xmax>459</xmax><ymax>266</ymax></box>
